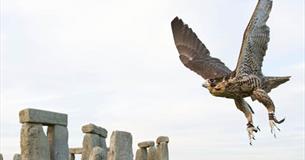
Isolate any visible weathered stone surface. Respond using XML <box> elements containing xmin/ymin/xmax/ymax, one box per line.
<box><xmin>13</xmin><ymin>154</ymin><xmax>21</xmax><ymax>160</ymax></box>
<box><xmin>48</xmin><ymin>125</ymin><xmax>69</xmax><ymax>160</ymax></box>
<box><xmin>108</xmin><ymin>131</ymin><xmax>133</xmax><ymax>160</ymax></box>
<box><xmin>0</xmin><ymin>154</ymin><xmax>3</xmax><ymax>160</ymax></box>
<box><xmin>82</xmin><ymin>133</ymin><xmax>105</xmax><ymax>160</ymax></box>
<box><xmin>100</xmin><ymin>137</ymin><xmax>107</xmax><ymax>150</ymax></box>
<box><xmin>82</xmin><ymin>123</ymin><xmax>108</xmax><ymax>138</ymax></box>
<box><xmin>88</xmin><ymin>146</ymin><xmax>107</xmax><ymax>160</ymax></box>
<box><xmin>147</xmin><ymin>146</ymin><xmax>157</xmax><ymax>160</ymax></box>
<box><xmin>69</xmin><ymin>147</ymin><xmax>83</xmax><ymax>154</ymax></box>
<box><xmin>157</xmin><ymin>142</ymin><xmax>168</xmax><ymax>160</ymax></box>
<box><xmin>138</xmin><ymin>141</ymin><xmax>155</xmax><ymax>148</ymax></box>
<box><xmin>69</xmin><ymin>154</ymin><xmax>75</xmax><ymax>160</ymax></box>
<box><xmin>20</xmin><ymin>123</ymin><xmax>50</xmax><ymax>160</ymax></box>
<box><xmin>135</xmin><ymin>148</ymin><xmax>147</xmax><ymax>160</ymax></box>
<box><xmin>19</xmin><ymin>108</ymin><xmax>67</xmax><ymax>126</ymax></box>
<box><xmin>156</xmin><ymin>136</ymin><xmax>169</xmax><ymax>144</ymax></box>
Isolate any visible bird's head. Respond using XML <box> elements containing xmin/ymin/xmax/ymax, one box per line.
<box><xmin>202</xmin><ymin>78</ymin><xmax>227</xmax><ymax>96</ymax></box>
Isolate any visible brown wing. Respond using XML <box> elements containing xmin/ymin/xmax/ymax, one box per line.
<box><xmin>235</xmin><ymin>0</ymin><xmax>272</xmax><ymax>77</ymax></box>
<box><xmin>171</xmin><ymin>17</ymin><xmax>231</xmax><ymax>80</ymax></box>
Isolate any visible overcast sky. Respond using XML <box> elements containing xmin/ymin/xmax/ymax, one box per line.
<box><xmin>0</xmin><ymin>0</ymin><xmax>304</xmax><ymax>159</ymax></box>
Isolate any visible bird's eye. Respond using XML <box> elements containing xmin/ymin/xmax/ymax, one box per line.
<box><xmin>208</xmin><ymin>79</ymin><xmax>215</xmax><ymax>83</ymax></box>
<box><xmin>208</xmin><ymin>79</ymin><xmax>216</xmax><ymax>87</ymax></box>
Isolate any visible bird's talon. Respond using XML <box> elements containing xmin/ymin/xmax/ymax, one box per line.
<box><xmin>269</xmin><ymin>117</ymin><xmax>283</xmax><ymax>138</ymax></box>
<box><xmin>247</xmin><ymin>123</ymin><xmax>259</xmax><ymax>145</ymax></box>
<box><xmin>274</xmin><ymin>125</ymin><xmax>281</xmax><ymax>131</ymax></box>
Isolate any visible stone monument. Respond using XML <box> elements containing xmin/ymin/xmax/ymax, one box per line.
<box><xmin>108</xmin><ymin>131</ymin><xmax>133</xmax><ymax>160</ymax></box>
<box><xmin>19</xmin><ymin>108</ymin><xmax>69</xmax><ymax>160</ymax></box>
<box><xmin>81</xmin><ymin>123</ymin><xmax>108</xmax><ymax>160</ymax></box>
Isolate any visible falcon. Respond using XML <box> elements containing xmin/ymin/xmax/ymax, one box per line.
<box><xmin>171</xmin><ymin>0</ymin><xmax>290</xmax><ymax>145</ymax></box>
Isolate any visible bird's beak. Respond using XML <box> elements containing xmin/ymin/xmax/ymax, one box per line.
<box><xmin>202</xmin><ymin>81</ymin><xmax>208</xmax><ymax>88</ymax></box>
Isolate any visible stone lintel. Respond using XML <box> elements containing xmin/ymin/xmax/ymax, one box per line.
<box><xmin>138</xmin><ymin>141</ymin><xmax>155</xmax><ymax>148</ymax></box>
<box><xmin>82</xmin><ymin>123</ymin><xmax>107</xmax><ymax>138</ymax></box>
<box><xmin>19</xmin><ymin>108</ymin><xmax>67</xmax><ymax>126</ymax></box>
<box><xmin>69</xmin><ymin>148</ymin><xmax>83</xmax><ymax>154</ymax></box>
<box><xmin>156</xmin><ymin>136</ymin><xmax>169</xmax><ymax>144</ymax></box>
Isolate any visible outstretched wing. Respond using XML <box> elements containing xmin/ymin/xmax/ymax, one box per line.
<box><xmin>235</xmin><ymin>0</ymin><xmax>272</xmax><ymax>77</ymax></box>
<box><xmin>171</xmin><ymin>17</ymin><xmax>231</xmax><ymax>80</ymax></box>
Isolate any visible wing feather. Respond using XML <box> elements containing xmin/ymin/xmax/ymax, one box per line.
<box><xmin>235</xmin><ymin>0</ymin><xmax>272</xmax><ymax>77</ymax></box>
<box><xmin>171</xmin><ymin>17</ymin><xmax>231</xmax><ymax>79</ymax></box>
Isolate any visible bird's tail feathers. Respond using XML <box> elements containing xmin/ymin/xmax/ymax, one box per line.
<box><xmin>265</xmin><ymin>76</ymin><xmax>290</xmax><ymax>92</ymax></box>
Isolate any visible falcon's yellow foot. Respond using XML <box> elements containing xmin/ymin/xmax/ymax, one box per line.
<box><xmin>269</xmin><ymin>112</ymin><xmax>285</xmax><ymax>138</ymax></box>
<box><xmin>247</xmin><ymin>123</ymin><xmax>260</xmax><ymax>145</ymax></box>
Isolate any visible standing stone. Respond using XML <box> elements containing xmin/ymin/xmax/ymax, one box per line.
<box><xmin>100</xmin><ymin>137</ymin><xmax>107</xmax><ymax>149</ymax></box>
<box><xmin>136</xmin><ymin>140</ymin><xmax>154</xmax><ymax>160</ymax></box>
<box><xmin>147</xmin><ymin>146</ymin><xmax>157</xmax><ymax>160</ymax></box>
<box><xmin>13</xmin><ymin>154</ymin><xmax>21</xmax><ymax>160</ymax></box>
<box><xmin>81</xmin><ymin>124</ymin><xmax>108</xmax><ymax>160</ymax></box>
<box><xmin>135</xmin><ymin>148</ymin><xmax>147</xmax><ymax>160</ymax></box>
<box><xmin>156</xmin><ymin>142</ymin><xmax>168</xmax><ymax>160</ymax></box>
<box><xmin>48</xmin><ymin>125</ymin><xmax>69</xmax><ymax>160</ymax></box>
<box><xmin>108</xmin><ymin>131</ymin><xmax>133</xmax><ymax>160</ymax></box>
<box><xmin>82</xmin><ymin>133</ymin><xmax>102</xmax><ymax>160</ymax></box>
<box><xmin>20</xmin><ymin>123</ymin><xmax>50</xmax><ymax>160</ymax></box>
<box><xmin>88</xmin><ymin>146</ymin><xmax>107</xmax><ymax>160</ymax></box>
<box><xmin>69</xmin><ymin>154</ymin><xmax>75</xmax><ymax>160</ymax></box>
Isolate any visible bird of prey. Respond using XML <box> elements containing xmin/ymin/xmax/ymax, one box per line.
<box><xmin>171</xmin><ymin>0</ymin><xmax>290</xmax><ymax>145</ymax></box>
